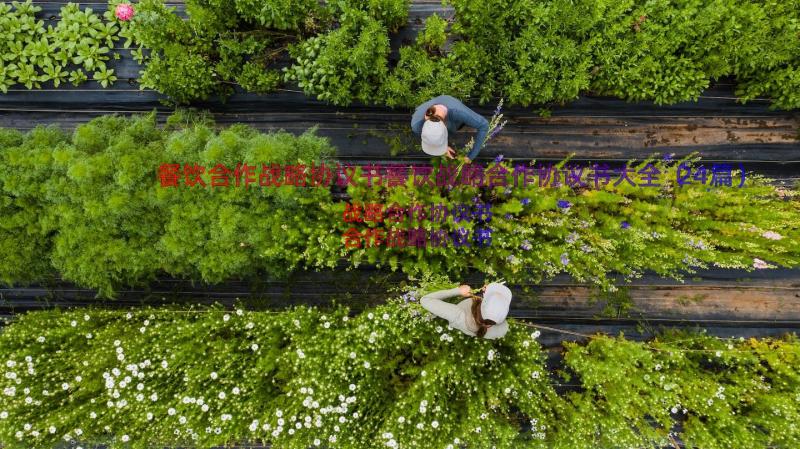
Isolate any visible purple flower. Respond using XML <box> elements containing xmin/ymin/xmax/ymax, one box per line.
<box><xmin>504</xmin><ymin>213</ymin><xmax>513</xmax><ymax>220</ymax></box>
<box><xmin>472</xmin><ymin>196</ymin><xmax>481</xmax><ymax>203</ymax></box>
<box><xmin>493</xmin><ymin>102</ymin><xmax>503</xmax><ymax>116</ymax></box>
<box><xmin>494</xmin><ymin>154</ymin><xmax>504</xmax><ymax>163</ymax></box>
<box><xmin>663</xmin><ymin>153</ymin><xmax>674</xmax><ymax>162</ymax></box>
<box><xmin>520</xmin><ymin>240</ymin><xmax>532</xmax><ymax>251</ymax></box>
<box><xmin>560</xmin><ymin>253</ymin><xmax>569</xmax><ymax>266</ymax></box>
<box><xmin>489</xmin><ymin>124</ymin><xmax>505</xmax><ymax>140</ymax></box>
<box><xmin>400</xmin><ymin>292</ymin><xmax>418</xmax><ymax>303</ymax></box>
<box><xmin>566</xmin><ymin>232</ymin><xmax>578</xmax><ymax>244</ymax></box>
<box><xmin>621</xmin><ymin>221</ymin><xmax>630</xmax><ymax>229</ymax></box>
<box><xmin>521</xmin><ymin>198</ymin><xmax>530</xmax><ymax>206</ymax></box>
<box><xmin>557</xmin><ymin>200</ymin><xmax>571</xmax><ymax>209</ymax></box>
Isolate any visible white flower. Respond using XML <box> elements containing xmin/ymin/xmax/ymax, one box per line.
<box><xmin>218</xmin><ymin>392</ymin><xmax>226</xmax><ymax>400</ymax></box>
<box><xmin>398</xmin><ymin>416</ymin><xmax>405</xmax><ymax>423</ymax></box>
<box><xmin>367</xmin><ymin>313</ymin><xmax>374</xmax><ymax>320</ymax></box>
<box><xmin>150</xmin><ymin>393</ymin><xmax>158</xmax><ymax>401</ymax></box>
<box><xmin>0</xmin><ymin>411</ymin><xmax>7</xmax><ymax>419</ymax></box>
<box><xmin>655</xmin><ymin>364</ymin><xmax>661</xmax><ymax>371</ymax></box>
<box><xmin>276</xmin><ymin>410</ymin><xmax>283</xmax><ymax>417</ymax></box>
<box><xmin>416</xmin><ymin>422</ymin><xmax>424</xmax><ymax>429</ymax></box>
<box><xmin>349</xmin><ymin>352</ymin><xmax>357</xmax><ymax>359</ymax></box>
<box><xmin>715</xmin><ymin>350</ymin><xmax>722</xmax><ymax>357</ymax></box>
<box><xmin>296</xmin><ymin>349</ymin><xmax>306</xmax><ymax>359</ymax></box>
<box><xmin>24</xmin><ymin>423</ymin><xmax>31</xmax><ymax>430</ymax></box>
<box><xmin>487</xmin><ymin>349</ymin><xmax>495</xmax><ymax>361</ymax></box>
<box><xmin>339</xmin><ymin>416</ymin><xmax>346</xmax><ymax>423</ymax></box>
<box><xmin>707</xmin><ymin>399</ymin><xmax>713</xmax><ymax>406</ymax></box>
<box><xmin>293</xmin><ymin>319</ymin><xmax>300</xmax><ymax>327</ymax></box>
<box><xmin>201</xmin><ymin>404</ymin><xmax>209</xmax><ymax>412</ymax></box>
<box><xmin>329</xmin><ymin>435</ymin><xmax>337</xmax><ymax>443</ymax></box>
<box><xmin>84</xmin><ymin>314</ymin><xmax>90</xmax><ymax>321</ymax></box>
<box><xmin>147</xmin><ymin>413</ymin><xmax>153</xmax><ymax>421</ymax></box>
<box><xmin>70</xmin><ymin>320</ymin><xmax>77</xmax><ymax>327</ymax></box>
<box><xmin>161</xmin><ymin>360</ymin><xmax>168</xmax><ymax>369</ymax></box>
<box><xmin>62</xmin><ymin>383</ymin><xmax>70</xmax><ymax>390</ymax></box>
<box><xmin>168</xmin><ymin>408</ymin><xmax>176</xmax><ymax>415</ymax></box>
<box><xmin>179</xmin><ymin>416</ymin><xmax>187</xmax><ymax>424</ymax></box>
<box><xmin>236</xmin><ymin>308</ymin><xmax>244</xmax><ymax>316</ymax></box>
<box><xmin>223</xmin><ymin>314</ymin><xmax>230</xmax><ymax>322</ymax></box>
<box><xmin>210</xmin><ymin>372</ymin><xmax>218</xmax><ymax>380</ymax></box>
<box><xmin>432</xmin><ymin>420</ymin><xmax>439</xmax><ymax>428</ymax></box>
<box><xmin>313</xmin><ymin>439</ymin><xmax>321</xmax><ymax>446</ymax></box>
<box><xmin>382</xmin><ymin>313</ymin><xmax>390</xmax><ymax>320</ymax></box>
<box><xmin>121</xmin><ymin>435</ymin><xmax>129</xmax><ymax>442</ymax></box>
<box><xmin>246</xmin><ymin>322</ymin><xmax>254</xmax><ymax>329</ymax></box>
<box><xmin>37</xmin><ymin>336</ymin><xmax>45</xmax><ymax>343</ymax></box>
<box><xmin>323</xmin><ymin>322</ymin><xmax>331</xmax><ymax>329</ymax></box>
<box><xmin>532</xmin><ymin>371</ymin><xmax>541</xmax><ymax>379</ymax></box>
<box><xmin>671</xmin><ymin>407</ymin><xmax>678</xmax><ymax>414</ymax></box>
<box><xmin>531</xmin><ymin>330</ymin><xmax>541</xmax><ymax>339</ymax></box>
<box><xmin>363</xmin><ymin>361</ymin><xmax>370</xmax><ymax>369</ymax></box>
<box><xmin>251</xmin><ymin>344</ymin><xmax>259</xmax><ymax>351</ymax></box>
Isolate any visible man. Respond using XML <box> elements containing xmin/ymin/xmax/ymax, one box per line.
<box><xmin>411</xmin><ymin>95</ymin><xmax>490</xmax><ymax>162</ymax></box>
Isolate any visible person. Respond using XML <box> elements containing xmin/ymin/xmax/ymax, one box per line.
<box><xmin>419</xmin><ymin>282</ymin><xmax>512</xmax><ymax>339</ymax></box>
<box><xmin>410</xmin><ymin>95</ymin><xmax>490</xmax><ymax>162</ymax></box>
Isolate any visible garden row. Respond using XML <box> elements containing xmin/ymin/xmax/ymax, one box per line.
<box><xmin>1</xmin><ymin>112</ymin><xmax>799</xmax><ymax>297</ymax></box>
<box><xmin>0</xmin><ymin>288</ymin><xmax>798</xmax><ymax>449</ymax></box>
<box><xmin>3</xmin><ymin>0</ymin><xmax>800</xmax><ymax>109</ymax></box>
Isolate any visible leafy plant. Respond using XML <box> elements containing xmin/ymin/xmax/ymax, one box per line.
<box><xmin>0</xmin><ymin>0</ymin><xmax>122</xmax><ymax>92</ymax></box>
<box><xmin>284</xmin><ymin>9</ymin><xmax>390</xmax><ymax>105</ymax></box>
<box><xmin>418</xmin><ymin>13</ymin><xmax>448</xmax><ymax>53</ymax></box>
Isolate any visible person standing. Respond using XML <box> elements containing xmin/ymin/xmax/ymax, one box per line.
<box><xmin>419</xmin><ymin>283</ymin><xmax>512</xmax><ymax>339</ymax></box>
<box><xmin>411</xmin><ymin>95</ymin><xmax>490</xmax><ymax>163</ymax></box>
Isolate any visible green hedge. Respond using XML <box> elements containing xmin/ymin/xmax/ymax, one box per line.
<box><xmin>0</xmin><ymin>292</ymin><xmax>798</xmax><ymax>448</ymax></box>
<box><xmin>121</xmin><ymin>0</ymin><xmax>800</xmax><ymax>109</ymax></box>
<box><xmin>1</xmin><ymin>112</ymin><xmax>799</xmax><ymax>296</ymax></box>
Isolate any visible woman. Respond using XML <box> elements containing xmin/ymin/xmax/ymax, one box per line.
<box><xmin>410</xmin><ymin>95</ymin><xmax>490</xmax><ymax>162</ymax></box>
<box><xmin>420</xmin><ymin>283</ymin><xmax>512</xmax><ymax>339</ymax></box>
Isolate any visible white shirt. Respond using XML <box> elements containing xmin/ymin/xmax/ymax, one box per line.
<box><xmin>420</xmin><ymin>288</ymin><xmax>509</xmax><ymax>339</ymax></box>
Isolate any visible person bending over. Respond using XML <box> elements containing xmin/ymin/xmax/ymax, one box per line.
<box><xmin>411</xmin><ymin>95</ymin><xmax>490</xmax><ymax>163</ymax></box>
<box><xmin>420</xmin><ymin>283</ymin><xmax>512</xmax><ymax>339</ymax></box>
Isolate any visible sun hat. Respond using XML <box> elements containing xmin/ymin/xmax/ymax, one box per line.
<box><xmin>481</xmin><ymin>283</ymin><xmax>512</xmax><ymax>324</ymax></box>
<box><xmin>421</xmin><ymin>120</ymin><xmax>448</xmax><ymax>156</ymax></box>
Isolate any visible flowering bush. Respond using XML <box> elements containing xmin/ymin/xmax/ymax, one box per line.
<box><xmin>1</xmin><ymin>113</ymin><xmax>799</xmax><ymax>296</ymax></box>
<box><xmin>0</xmin><ymin>297</ymin><xmax>797</xmax><ymax>448</ymax></box>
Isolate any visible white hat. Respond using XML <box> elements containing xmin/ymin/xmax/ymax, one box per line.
<box><xmin>481</xmin><ymin>283</ymin><xmax>512</xmax><ymax>323</ymax></box>
<box><xmin>421</xmin><ymin>120</ymin><xmax>448</xmax><ymax>156</ymax></box>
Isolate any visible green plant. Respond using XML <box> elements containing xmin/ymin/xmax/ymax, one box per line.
<box><xmin>0</xmin><ymin>302</ymin><xmax>797</xmax><ymax>448</ymax></box>
<box><xmin>0</xmin><ymin>0</ymin><xmax>122</xmax><ymax>92</ymax></box>
<box><xmin>417</xmin><ymin>13</ymin><xmax>447</xmax><ymax>53</ymax></box>
<box><xmin>284</xmin><ymin>9</ymin><xmax>390</xmax><ymax>105</ymax></box>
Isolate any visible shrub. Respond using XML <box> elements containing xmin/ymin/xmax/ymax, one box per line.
<box><xmin>284</xmin><ymin>9</ymin><xmax>391</xmax><ymax>105</ymax></box>
<box><xmin>0</xmin><ymin>298</ymin><xmax>797</xmax><ymax>448</ymax></box>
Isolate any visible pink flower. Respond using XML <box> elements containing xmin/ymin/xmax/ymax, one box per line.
<box><xmin>753</xmin><ymin>258</ymin><xmax>769</xmax><ymax>269</ymax></box>
<box><xmin>115</xmin><ymin>3</ymin><xmax>135</xmax><ymax>21</ymax></box>
<box><xmin>762</xmin><ymin>231</ymin><xmax>783</xmax><ymax>241</ymax></box>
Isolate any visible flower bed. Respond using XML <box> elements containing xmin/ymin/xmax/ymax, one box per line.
<box><xmin>0</xmin><ymin>290</ymin><xmax>798</xmax><ymax>448</ymax></box>
<box><xmin>1</xmin><ymin>112</ymin><xmax>798</xmax><ymax>296</ymax></box>
<box><xmin>112</xmin><ymin>0</ymin><xmax>800</xmax><ymax>109</ymax></box>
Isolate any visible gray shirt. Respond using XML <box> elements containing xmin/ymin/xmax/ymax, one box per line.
<box><xmin>420</xmin><ymin>287</ymin><xmax>509</xmax><ymax>339</ymax></box>
<box><xmin>410</xmin><ymin>95</ymin><xmax>490</xmax><ymax>160</ymax></box>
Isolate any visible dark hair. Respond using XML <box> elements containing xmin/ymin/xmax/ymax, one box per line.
<box><xmin>470</xmin><ymin>295</ymin><xmax>496</xmax><ymax>338</ymax></box>
<box><xmin>425</xmin><ymin>106</ymin><xmax>443</xmax><ymax>122</ymax></box>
